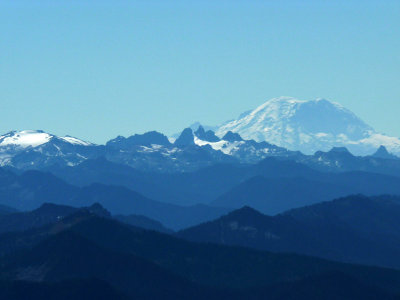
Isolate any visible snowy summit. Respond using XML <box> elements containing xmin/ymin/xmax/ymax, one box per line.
<box><xmin>0</xmin><ymin>130</ymin><xmax>92</xmax><ymax>148</ymax></box>
<box><xmin>0</xmin><ymin>130</ymin><xmax>52</xmax><ymax>148</ymax></box>
<box><xmin>216</xmin><ymin>97</ymin><xmax>400</xmax><ymax>155</ymax></box>
<box><xmin>0</xmin><ymin>130</ymin><xmax>95</xmax><ymax>168</ymax></box>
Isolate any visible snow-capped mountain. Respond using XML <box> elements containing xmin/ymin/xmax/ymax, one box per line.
<box><xmin>0</xmin><ymin>130</ymin><xmax>98</xmax><ymax>168</ymax></box>
<box><xmin>215</xmin><ymin>97</ymin><xmax>400</xmax><ymax>155</ymax></box>
<box><xmin>0</xmin><ymin>130</ymin><xmax>53</xmax><ymax>148</ymax></box>
<box><xmin>0</xmin><ymin>130</ymin><xmax>93</xmax><ymax>148</ymax></box>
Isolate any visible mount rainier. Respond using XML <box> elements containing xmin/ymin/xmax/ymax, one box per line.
<box><xmin>215</xmin><ymin>97</ymin><xmax>400</xmax><ymax>156</ymax></box>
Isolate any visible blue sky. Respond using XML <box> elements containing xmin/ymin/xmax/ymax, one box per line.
<box><xmin>1</xmin><ymin>0</ymin><xmax>399</xmax><ymax>143</ymax></box>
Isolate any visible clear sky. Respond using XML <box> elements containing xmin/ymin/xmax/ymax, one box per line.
<box><xmin>1</xmin><ymin>0</ymin><xmax>399</xmax><ymax>143</ymax></box>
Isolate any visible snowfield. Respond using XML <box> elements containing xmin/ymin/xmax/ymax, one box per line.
<box><xmin>215</xmin><ymin>97</ymin><xmax>400</xmax><ymax>156</ymax></box>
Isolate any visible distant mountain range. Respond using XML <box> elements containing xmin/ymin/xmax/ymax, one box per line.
<box><xmin>48</xmin><ymin>155</ymin><xmax>400</xmax><ymax>211</ymax></box>
<box><xmin>0</xmin><ymin>128</ymin><xmax>399</xmax><ymax>177</ymax></box>
<box><xmin>0</xmin><ymin>97</ymin><xmax>399</xmax><ymax>173</ymax></box>
<box><xmin>0</xmin><ymin>130</ymin><xmax>235</xmax><ymax>172</ymax></box>
<box><xmin>0</xmin><ymin>167</ymin><xmax>229</xmax><ymax>230</ymax></box>
<box><xmin>2</xmin><ymin>156</ymin><xmax>400</xmax><ymax>228</ymax></box>
<box><xmin>1</xmin><ymin>97</ymin><xmax>400</xmax><ymax>227</ymax></box>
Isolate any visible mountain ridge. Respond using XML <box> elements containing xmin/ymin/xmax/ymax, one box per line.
<box><xmin>179</xmin><ymin>194</ymin><xmax>400</xmax><ymax>269</ymax></box>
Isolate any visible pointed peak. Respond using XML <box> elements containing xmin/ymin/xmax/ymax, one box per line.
<box><xmin>194</xmin><ymin>126</ymin><xmax>220</xmax><ymax>143</ymax></box>
<box><xmin>222</xmin><ymin>131</ymin><xmax>243</xmax><ymax>142</ymax></box>
<box><xmin>188</xmin><ymin>122</ymin><xmax>203</xmax><ymax>131</ymax></box>
<box><xmin>195</xmin><ymin>125</ymin><xmax>206</xmax><ymax>136</ymax></box>
<box><xmin>377</xmin><ymin>145</ymin><xmax>389</xmax><ymax>154</ymax></box>
<box><xmin>174</xmin><ymin>128</ymin><xmax>195</xmax><ymax>146</ymax></box>
<box><xmin>188</xmin><ymin>122</ymin><xmax>218</xmax><ymax>132</ymax></box>
<box><xmin>372</xmin><ymin>145</ymin><xmax>399</xmax><ymax>160</ymax></box>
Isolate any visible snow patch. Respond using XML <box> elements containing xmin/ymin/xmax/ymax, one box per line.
<box><xmin>0</xmin><ymin>130</ymin><xmax>52</xmax><ymax>148</ymax></box>
<box><xmin>60</xmin><ymin>136</ymin><xmax>92</xmax><ymax>146</ymax></box>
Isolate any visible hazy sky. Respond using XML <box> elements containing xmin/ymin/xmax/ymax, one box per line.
<box><xmin>1</xmin><ymin>0</ymin><xmax>400</xmax><ymax>143</ymax></box>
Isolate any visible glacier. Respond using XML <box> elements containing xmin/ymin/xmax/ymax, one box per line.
<box><xmin>215</xmin><ymin>97</ymin><xmax>400</xmax><ymax>156</ymax></box>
